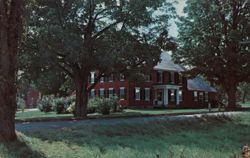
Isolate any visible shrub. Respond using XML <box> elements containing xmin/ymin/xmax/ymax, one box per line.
<box><xmin>67</xmin><ymin>102</ymin><xmax>76</xmax><ymax>115</ymax></box>
<box><xmin>17</xmin><ymin>97</ymin><xmax>25</xmax><ymax>112</ymax></box>
<box><xmin>54</xmin><ymin>98</ymin><xmax>69</xmax><ymax>114</ymax></box>
<box><xmin>87</xmin><ymin>97</ymin><xmax>102</xmax><ymax>114</ymax></box>
<box><xmin>109</xmin><ymin>96</ymin><xmax>122</xmax><ymax>112</ymax></box>
<box><xmin>38</xmin><ymin>96</ymin><xmax>53</xmax><ymax>112</ymax></box>
<box><xmin>97</xmin><ymin>98</ymin><xmax>112</xmax><ymax>115</ymax></box>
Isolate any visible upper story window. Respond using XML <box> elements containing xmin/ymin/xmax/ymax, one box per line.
<box><xmin>179</xmin><ymin>90</ymin><xmax>183</xmax><ymax>102</ymax></box>
<box><xmin>156</xmin><ymin>71</ymin><xmax>163</xmax><ymax>83</ymax></box>
<box><xmin>119</xmin><ymin>87</ymin><xmax>125</xmax><ymax>100</ymax></box>
<box><xmin>120</xmin><ymin>74</ymin><xmax>125</xmax><ymax>81</ymax></box>
<box><xmin>170</xmin><ymin>72</ymin><xmax>175</xmax><ymax>84</ymax></box>
<box><xmin>179</xmin><ymin>73</ymin><xmax>182</xmax><ymax>84</ymax></box>
<box><xmin>90</xmin><ymin>72</ymin><xmax>95</xmax><ymax>83</ymax></box>
<box><xmin>145</xmin><ymin>74</ymin><xmax>151</xmax><ymax>82</ymax></box>
<box><xmin>144</xmin><ymin>88</ymin><xmax>150</xmax><ymax>101</ymax></box>
<box><xmin>108</xmin><ymin>74</ymin><xmax>114</xmax><ymax>82</ymax></box>
<box><xmin>100</xmin><ymin>75</ymin><xmax>104</xmax><ymax>83</ymax></box>
<box><xmin>205</xmin><ymin>92</ymin><xmax>208</xmax><ymax>102</ymax></box>
<box><xmin>193</xmin><ymin>91</ymin><xmax>198</xmax><ymax>101</ymax></box>
<box><xmin>135</xmin><ymin>87</ymin><xmax>141</xmax><ymax>101</ymax></box>
<box><xmin>199</xmin><ymin>92</ymin><xmax>204</xmax><ymax>102</ymax></box>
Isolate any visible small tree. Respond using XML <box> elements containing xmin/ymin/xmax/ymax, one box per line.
<box><xmin>23</xmin><ymin>0</ymin><xmax>176</xmax><ymax>117</ymax></box>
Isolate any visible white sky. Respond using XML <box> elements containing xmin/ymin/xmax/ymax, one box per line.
<box><xmin>168</xmin><ymin>0</ymin><xmax>186</xmax><ymax>37</ymax></box>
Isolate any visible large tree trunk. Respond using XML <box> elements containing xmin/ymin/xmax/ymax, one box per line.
<box><xmin>227</xmin><ymin>78</ymin><xmax>237</xmax><ymax>110</ymax></box>
<box><xmin>74</xmin><ymin>75</ymin><xmax>88</xmax><ymax>118</ymax></box>
<box><xmin>0</xmin><ymin>0</ymin><xmax>23</xmax><ymax>142</ymax></box>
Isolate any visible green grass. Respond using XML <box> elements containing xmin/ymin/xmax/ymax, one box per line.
<box><xmin>240</xmin><ymin>101</ymin><xmax>250</xmax><ymax>108</ymax></box>
<box><xmin>3</xmin><ymin>112</ymin><xmax>250</xmax><ymax>158</ymax></box>
<box><xmin>16</xmin><ymin>108</ymin><xmax>210</xmax><ymax>122</ymax></box>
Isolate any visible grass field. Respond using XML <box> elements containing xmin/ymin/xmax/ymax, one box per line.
<box><xmin>15</xmin><ymin>108</ymin><xmax>209</xmax><ymax>122</ymax></box>
<box><xmin>240</xmin><ymin>101</ymin><xmax>250</xmax><ymax>108</ymax></box>
<box><xmin>3</xmin><ymin>112</ymin><xmax>250</xmax><ymax>158</ymax></box>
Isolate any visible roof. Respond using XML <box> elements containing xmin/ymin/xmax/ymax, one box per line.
<box><xmin>187</xmin><ymin>77</ymin><xmax>217</xmax><ymax>92</ymax></box>
<box><xmin>153</xmin><ymin>53</ymin><xmax>185</xmax><ymax>72</ymax></box>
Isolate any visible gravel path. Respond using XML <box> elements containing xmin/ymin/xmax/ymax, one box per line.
<box><xmin>16</xmin><ymin>111</ymin><xmax>243</xmax><ymax>132</ymax></box>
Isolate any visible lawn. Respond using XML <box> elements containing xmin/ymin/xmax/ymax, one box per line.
<box><xmin>15</xmin><ymin>108</ymin><xmax>210</xmax><ymax>122</ymax></box>
<box><xmin>3</xmin><ymin>112</ymin><xmax>250</xmax><ymax>158</ymax></box>
<box><xmin>240</xmin><ymin>101</ymin><xmax>250</xmax><ymax>108</ymax></box>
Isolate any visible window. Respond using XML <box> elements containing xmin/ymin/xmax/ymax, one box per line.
<box><xmin>100</xmin><ymin>76</ymin><xmax>104</xmax><ymax>83</ymax></box>
<box><xmin>135</xmin><ymin>87</ymin><xmax>141</xmax><ymax>100</ymax></box>
<box><xmin>157</xmin><ymin>71</ymin><xmax>163</xmax><ymax>83</ymax></box>
<box><xmin>170</xmin><ymin>72</ymin><xmax>175</xmax><ymax>83</ymax></box>
<box><xmin>109</xmin><ymin>88</ymin><xmax>114</xmax><ymax>97</ymax></box>
<box><xmin>170</xmin><ymin>89</ymin><xmax>175</xmax><ymax>102</ymax></box>
<box><xmin>108</xmin><ymin>74</ymin><xmax>113</xmax><ymax>82</ymax></box>
<box><xmin>120</xmin><ymin>74</ymin><xmax>125</xmax><ymax>81</ymax></box>
<box><xmin>90</xmin><ymin>72</ymin><xmax>95</xmax><ymax>83</ymax></box>
<box><xmin>99</xmin><ymin>88</ymin><xmax>105</xmax><ymax>97</ymax></box>
<box><xmin>90</xmin><ymin>89</ymin><xmax>95</xmax><ymax>98</ymax></box>
<box><xmin>145</xmin><ymin>75</ymin><xmax>151</xmax><ymax>82</ymax></box>
<box><xmin>119</xmin><ymin>87</ymin><xmax>125</xmax><ymax>100</ymax></box>
<box><xmin>205</xmin><ymin>92</ymin><xmax>208</xmax><ymax>102</ymax></box>
<box><xmin>179</xmin><ymin>73</ymin><xmax>182</xmax><ymax>84</ymax></box>
<box><xmin>193</xmin><ymin>91</ymin><xmax>198</xmax><ymax>101</ymax></box>
<box><xmin>199</xmin><ymin>92</ymin><xmax>204</xmax><ymax>102</ymax></box>
<box><xmin>144</xmin><ymin>88</ymin><xmax>150</xmax><ymax>101</ymax></box>
<box><xmin>179</xmin><ymin>90</ymin><xmax>183</xmax><ymax>102</ymax></box>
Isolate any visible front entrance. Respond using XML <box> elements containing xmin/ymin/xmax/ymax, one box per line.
<box><xmin>168</xmin><ymin>89</ymin><xmax>176</xmax><ymax>105</ymax></box>
<box><xmin>155</xmin><ymin>89</ymin><xmax>164</xmax><ymax>106</ymax></box>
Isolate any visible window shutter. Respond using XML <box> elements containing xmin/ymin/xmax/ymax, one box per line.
<box><xmin>113</xmin><ymin>89</ymin><xmax>116</xmax><ymax>96</ymax></box>
<box><xmin>162</xmin><ymin>72</ymin><xmax>165</xmax><ymax>83</ymax></box>
<box><xmin>141</xmin><ymin>88</ymin><xmax>144</xmax><ymax>100</ymax></box>
<box><xmin>106</xmin><ymin>89</ymin><xmax>109</xmax><ymax>98</ymax></box>
<box><xmin>133</xmin><ymin>88</ymin><xmax>136</xmax><ymax>100</ymax></box>
<box><xmin>124</xmin><ymin>88</ymin><xmax>127</xmax><ymax>100</ymax></box>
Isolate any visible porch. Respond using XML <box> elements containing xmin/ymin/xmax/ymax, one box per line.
<box><xmin>153</xmin><ymin>84</ymin><xmax>182</xmax><ymax>108</ymax></box>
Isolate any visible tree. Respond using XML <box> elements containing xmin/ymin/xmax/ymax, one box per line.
<box><xmin>0</xmin><ymin>0</ymin><xmax>24</xmax><ymax>142</ymax></box>
<box><xmin>23</xmin><ymin>0</ymin><xmax>176</xmax><ymax>117</ymax></box>
<box><xmin>173</xmin><ymin>0</ymin><xmax>250</xmax><ymax>109</ymax></box>
<box><xmin>237</xmin><ymin>82</ymin><xmax>250</xmax><ymax>103</ymax></box>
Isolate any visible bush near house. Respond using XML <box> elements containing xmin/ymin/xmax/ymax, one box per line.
<box><xmin>38</xmin><ymin>96</ymin><xmax>53</xmax><ymax>112</ymax></box>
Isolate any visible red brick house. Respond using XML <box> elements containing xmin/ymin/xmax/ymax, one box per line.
<box><xmin>88</xmin><ymin>53</ymin><xmax>217</xmax><ymax>108</ymax></box>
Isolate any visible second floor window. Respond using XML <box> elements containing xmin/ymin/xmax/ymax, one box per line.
<box><xmin>108</xmin><ymin>74</ymin><xmax>114</xmax><ymax>82</ymax></box>
<box><xmin>157</xmin><ymin>71</ymin><xmax>163</xmax><ymax>83</ymax></box>
<box><xmin>170</xmin><ymin>72</ymin><xmax>175</xmax><ymax>83</ymax></box>
<box><xmin>90</xmin><ymin>72</ymin><xmax>95</xmax><ymax>83</ymax></box>
<box><xmin>100</xmin><ymin>76</ymin><xmax>104</xmax><ymax>83</ymax></box>
<box><xmin>145</xmin><ymin>75</ymin><xmax>151</xmax><ymax>82</ymax></box>
<box><xmin>120</xmin><ymin>74</ymin><xmax>125</xmax><ymax>81</ymax></box>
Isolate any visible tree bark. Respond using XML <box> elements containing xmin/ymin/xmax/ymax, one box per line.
<box><xmin>0</xmin><ymin>0</ymin><xmax>23</xmax><ymax>142</ymax></box>
<box><xmin>227</xmin><ymin>78</ymin><xmax>237</xmax><ymax>110</ymax></box>
<box><xmin>74</xmin><ymin>75</ymin><xmax>88</xmax><ymax>118</ymax></box>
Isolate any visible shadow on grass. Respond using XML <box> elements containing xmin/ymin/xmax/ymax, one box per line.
<box><xmin>1</xmin><ymin>139</ymin><xmax>46</xmax><ymax>158</ymax></box>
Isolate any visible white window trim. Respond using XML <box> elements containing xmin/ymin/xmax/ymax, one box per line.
<box><xmin>100</xmin><ymin>77</ymin><xmax>104</xmax><ymax>83</ymax></box>
<box><xmin>108</xmin><ymin>74</ymin><xmax>113</xmax><ymax>82</ymax></box>
<box><xmin>90</xmin><ymin>72</ymin><xmax>95</xmax><ymax>84</ymax></box>
<box><xmin>120</xmin><ymin>74</ymin><xmax>125</xmax><ymax>81</ymax></box>
<box><xmin>135</xmin><ymin>87</ymin><xmax>141</xmax><ymax>101</ymax></box>
<box><xmin>144</xmin><ymin>88</ymin><xmax>150</xmax><ymax>101</ymax></box>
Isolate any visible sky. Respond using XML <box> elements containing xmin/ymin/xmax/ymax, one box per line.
<box><xmin>168</xmin><ymin>0</ymin><xmax>186</xmax><ymax>37</ymax></box>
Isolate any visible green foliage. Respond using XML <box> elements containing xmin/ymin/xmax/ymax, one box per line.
<box><xmin>17</xmin><ymin>97</ymin><xmax>26</xmax><ymax>112</ymax></box>
<box><xmin>97</xmin><ymin>98</ymin><xmax>112</xmax><ymax>115</ymax></box>
<box><xmin>38</xmin><ymin>96</ymin><xmax>53</xmax><ymax>112</ymax></box>
<box><xmin>173</xmin><ymin>0</ymin><xmax>250</xmax><ymax>107</ymax></box>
